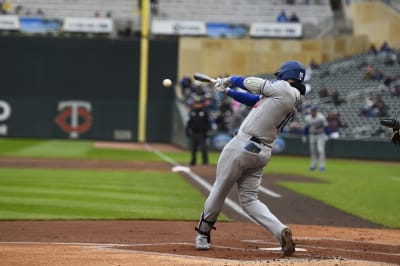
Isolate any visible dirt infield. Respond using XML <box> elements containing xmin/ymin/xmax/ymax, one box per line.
<box><xmin>0</xmin><ymin>143</ymin><xmax>399</xmax><ymax>265</ymax></box>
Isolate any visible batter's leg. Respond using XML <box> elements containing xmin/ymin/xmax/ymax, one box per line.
<box><xmin>237</xmin><ymin>168</ymin><xmax>286</xmax><ymax>242</ymax></box>
<box><xmin>202</xmin><ymin>143</ymin><xmax>242</xmax><ymax>222</ymax></box>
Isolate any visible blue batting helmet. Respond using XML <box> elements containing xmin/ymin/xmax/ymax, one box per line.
<box><xmin>275</xmin><ymin>60</ymin><xmax>306</xmax><ymax>82</ymax></box>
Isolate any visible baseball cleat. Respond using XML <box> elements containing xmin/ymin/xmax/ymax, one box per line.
<box><xmin>195</xmin><ymin>233</ymin><xmax>210</xmax><ymax>250</ymax></box>
<box><xmin>309</xmin><ymin>166</ymin><xmax>316</xmax><ymax>171</ymax></box>
<box><xmin>281</xmin><ymin>228</ymin><xmax>296</xmax><ymax>256</ymax></box>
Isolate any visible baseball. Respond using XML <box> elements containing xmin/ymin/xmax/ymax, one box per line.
<box><xmin>162</xmin><ymin>78</ymin><xmax>172</xmax><ymax>88</ymax></box>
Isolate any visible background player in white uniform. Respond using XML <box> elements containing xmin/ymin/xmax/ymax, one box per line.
<box><xmin>303</xmin><ymin>105</ymin><xmax>329</xmax><ymax>171</ymax></box>
<box><xmin>194</xmin><ymin>61</ymin><xmax>306</xmax><ymax>256</ymax></box>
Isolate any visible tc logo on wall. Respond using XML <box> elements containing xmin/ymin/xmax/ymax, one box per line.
<box><xmin>0</xmin><ymin>100</ymin><xmax>11</xmax><ymax>136</ymax></box>
<box><xmin>55</xmin><ymin>100</ymin><xmax>92</xmax><ymax>139</ymax></box>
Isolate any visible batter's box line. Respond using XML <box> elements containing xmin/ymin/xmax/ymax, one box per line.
<box><xmin>117</xmin><ymin>242</ymin><xmax>307</xmax><ymax>254</ymax></box>
<box><xmin>102</xmin><ymin>243</ymin><xmax>262</xmax><ymax>264</ymax></box>
<box><xmin>295</xmin><ymin>237</ymin><xmax>400</xmax><ymax>247</ymax></box>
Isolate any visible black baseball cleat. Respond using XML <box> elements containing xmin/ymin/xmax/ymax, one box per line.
<box><xmin>281</xmin><ymin>228</ymin><xmax>296</xmax><ymax>256</ymax></box>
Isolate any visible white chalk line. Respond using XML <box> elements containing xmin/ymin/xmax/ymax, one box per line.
<box><xmin>1</xmin><ymin>240</ymin><xmax>398</xmax><ymax>260</ymax></box>
<box><xmin>0</xmin><ymin>241</ymin><xmax>246</xmax><ymax>264</ymax></box>
<box><xmin>146</xmin><ymin>145</ymin><xmax>281</xmax><ymax>222</ymax></box>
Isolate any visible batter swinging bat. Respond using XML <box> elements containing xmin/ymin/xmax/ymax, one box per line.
<box><xmin>193</xmin><ymin>73</ymin><xmax>216</xmax><ymax>84</ymax></box>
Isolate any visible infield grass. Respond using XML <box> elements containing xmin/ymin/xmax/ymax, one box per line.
<box><xmin>0</xmin><ymin>138</ymin><xmax>399</xmax><ymax>228</ymax></box>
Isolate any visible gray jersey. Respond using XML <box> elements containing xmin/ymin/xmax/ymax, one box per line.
<box><xmin>304</xmin><ymin>113</ymin><xmax>328</xmax><ymax>134</ymax></box>
<box><xmin>304</xmin><ymin>111</ymin><xmax>328</xmax><ymax>170</ymax></box>
<box><xmin>239</xmin><ymin>80</ymin><xmax>301</xmax><ymax>145</ymax></box>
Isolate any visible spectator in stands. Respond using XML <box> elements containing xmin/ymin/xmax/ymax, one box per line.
<box><xmin>276</xmin><ymin>10</ymin><xmax>288</xmax><ymax>22</ymax></box>
<box><xmin>359</xmin><ymin>95</ymin><xmax>388</xmax><ymax>117</ymax></box>
<box><xmin>379</xmin><ymin>41</ymin><xmax>393</xmax><ymax>56</ymax></box>
<box><xmin>391</xmin><ymin>83</ymin><xmax>400</xmax><ymax>97</ymax></box>
<box><xmin>118</xmin><ymin>20</ymin><xmax>134</xmax><ymax>38</ymax></box>
<box><xmin>95</xmin><ymin>11</ymin><xmax>101</xmax><ymax>17</ymax></box>
<box><xmin>318</xmin><ymin>85</ymin><xmax>329</xmax><ymax>99</ymax></box>
<box><xmin>371</xmin><ymin>95</ymin><xmax>388</xmax><ymax>117</ymax></box>
<box><xmin>327</xmin><ymin>111</ymin><xmax>343</xmax><ymax>139</ymax></box>
<box><xmin>289</xmin><ymin>12</ymin><xmax>300</xmax><ymax>22</ymax></box>
<box><xmin>383</xmin><ymin>52</ymin><xmax>397</xmax><ymax>66</ymax></box>
<box><xmin>367</xmin><ymin>44</ymin><xmax>378</xmax><ymax>56</ymax></box>
<box><xmin>151</xmin><ymin>0</ymin><xmax>159</xmax><ymax>16</ymax></box>
<box><xmin>179</xmin><ymin>76</ymin><xmax>193</xmax><ymax>101</ymax></box>
<box><xmin>359</xmin><ymin>96</ymin><xmax>375</xmax><ymax>117</ymax></box>
<box><xmin>14</xmin><ymin>4</ymin><xmax>22</xmax><ymax>15</ymax></box>
<box><xmin>329</xmin><ymin>88</ymin><xmax>345</xmax><ymax>106</ymax></box>
<box><xmin>364</xmin><ymin>65</ymin><xmax>384</xmax><ymax>81</ymax></box>
<box><xmin>106</xmin><ymin>11</ymin><xmax>112</xmax><ymax>18</ymax></box>
<box><xmin>186</xmin><ymin>84</ymin><xmax>207</xmax><ymax>109</ymax></box>
<box><xmin>36</xmin><ymin>8</ymin><xmax>44</xmax><ymax>17</ymax></box>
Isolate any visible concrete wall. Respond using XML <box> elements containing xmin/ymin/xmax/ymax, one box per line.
<box><xmin>178</xmin><ymin>35</ymin><xmax>368</xmax><ymax>78</ymax></box>
<box><xmin>347</xmin><ymin>1</ymin><xmax>400</xmax><ymax>48</ymax></box>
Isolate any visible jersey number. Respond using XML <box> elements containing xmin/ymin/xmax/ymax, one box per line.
<box><xmin>276</xmin><ymin>96</ymin><xmax>301</xmax><ymax>132</ymax></box>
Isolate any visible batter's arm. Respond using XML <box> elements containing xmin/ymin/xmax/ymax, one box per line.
<box><xmin>225</xmin><ymin>76</ymin><xmax>265</xmax><ymax>95</ymax></box>
<box><xmin>226</xmin><ymin>89</ymin><xmax>261</xmax><ymax>107</ymax></box>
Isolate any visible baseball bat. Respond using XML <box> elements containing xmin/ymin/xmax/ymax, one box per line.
<box><xmin>193</xmin><ymin>73</ymin><xmax>216</xmax><ymax>83</ymax></box>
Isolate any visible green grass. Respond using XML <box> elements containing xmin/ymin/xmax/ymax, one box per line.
<box><xmin>266</xmin><ymin>156</ymin><xmax>400</xmax><ymax>228</ymax></box>
<box><xmin>0</xmin><ymin>138</ymin><xmax>399</xmax><ymax>228</ymax></box>
<box><xmin>0</xmin><ymin>168</ymin><xmax>206</xmax><ymax>220</ymax></box>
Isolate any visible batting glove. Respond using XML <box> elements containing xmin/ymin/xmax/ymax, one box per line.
<box><xmin>214</xmin><ymin>77</ymin><xmax>229</xmax><ymax>93</ymax></box>
<box><xmin>222</xmin><ymin>77</ymin><xmax>233</xmax><ymax>88</ymax></box>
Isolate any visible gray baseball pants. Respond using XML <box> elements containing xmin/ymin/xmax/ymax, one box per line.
<box><xmin>202</xmin><ymin>133</ymin><xmax>286</xmax><ymax>242</ymax></box>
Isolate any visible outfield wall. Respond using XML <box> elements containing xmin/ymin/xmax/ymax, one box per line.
<box><xmin>282</xmin><ymin>137</ymin><xmax>400</xmax><ymax>161</ymax></box>
<box><xmin>0</xmin><ymin>36</ymin><xmax>177</xmax><ymax>142</ymax></box>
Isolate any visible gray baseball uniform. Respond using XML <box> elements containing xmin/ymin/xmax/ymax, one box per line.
<box><xmin>304</xmin><ymin>111</ymin><xmax>328</xmax><ymax>171</ymax></box>
<box><xmin>201</xmin><ymin>79</ymin><xmax>301</xmax><ymax>242</ymax></box>
<box><xmin>195</xmin><ymin>60</ymin><xmax>305</xmax><ymax>256</ymax></box>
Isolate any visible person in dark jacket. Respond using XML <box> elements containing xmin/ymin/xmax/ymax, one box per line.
<box><xmin>186</xmin><ymin>96</ymin><xmax>211</xmax><ymax>166</ymax></box>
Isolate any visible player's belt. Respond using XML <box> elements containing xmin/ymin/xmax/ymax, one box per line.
<box><xmin>250</xmin><ymin>136</ymin><xmax>262</xmax><ymax>144</ymax></box>
<box><xmin>236</xmin><ymin>131</ymin><xmax>272</xmax><ymax>148</ymax></box>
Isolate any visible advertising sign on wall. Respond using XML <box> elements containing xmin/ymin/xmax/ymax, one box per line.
<box><xmin>250</xmin><ymin>22</ymin><xmax>302</xmax><ymax>38</ymax></box>
<box><xmin>0</xmin><ymin>15</ymin><xmax>20</xmax><ymax>31</ymax></box>
<box><xmin>151</xmin><ymin>20</ymin><xmax>207</xmax><ymax>36</ymax></box>
<box><xmin>63</xmin><ymin>17</ymin><xmax>113</xmax><ymax>33</ymax></box>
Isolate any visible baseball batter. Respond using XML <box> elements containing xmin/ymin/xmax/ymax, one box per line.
<box><xmin>195</xmin><ymin>61</ymin><xmax>306</xmax><ymax>256</ymax></box>
<box><xmin>303</xmin><ymin>105</ymin><xmax>329</xmax><ymax>171</ymax></box>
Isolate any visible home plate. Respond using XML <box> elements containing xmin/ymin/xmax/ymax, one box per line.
<box><xmin>259</xmin><ymin>247</ymin><xmax>307</xmax><ymax>252</ymax></box>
